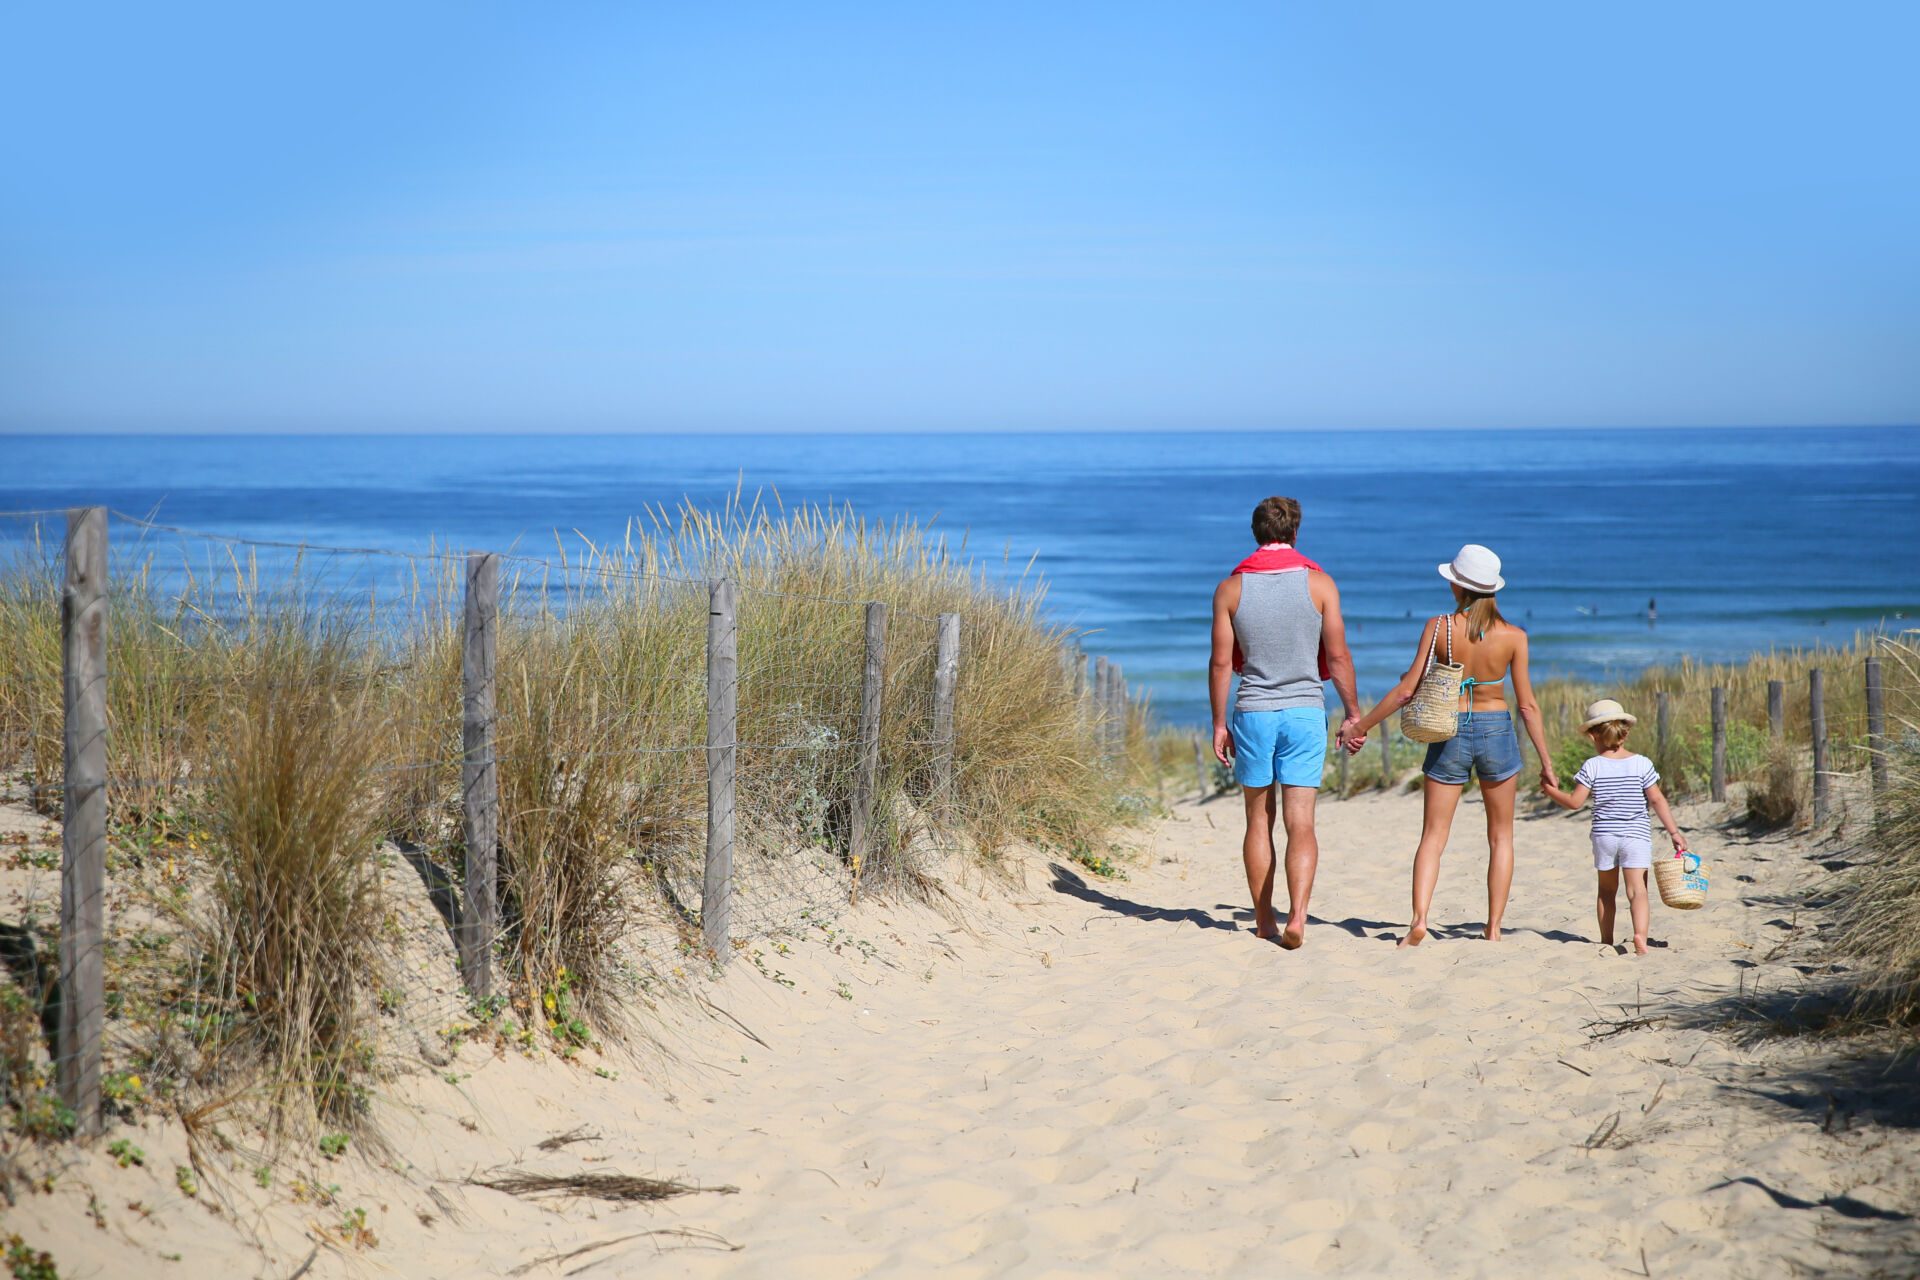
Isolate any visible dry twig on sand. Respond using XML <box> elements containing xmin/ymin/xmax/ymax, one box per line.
<box><xmin>534</xmin><ymin>1126</ymin><xmax>600</xmax><ymax>1153</ymax></box>
<box><xmin>507</xmin><ymin>1228</ymin><xmax>741</xmax><ymax>1274</ymax></box>
<box><xmin>471</xmin><ymin>1170</ymin><xmax>738</xmax><ymax>1203</ymax></box>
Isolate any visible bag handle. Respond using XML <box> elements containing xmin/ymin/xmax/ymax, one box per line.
<box><xmin>1422</xmin><ymin>615</ymin><xmax>1455</xmax><ymax>673</ymax></box>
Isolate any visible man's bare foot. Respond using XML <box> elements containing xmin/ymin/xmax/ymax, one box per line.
<box><xmin>1279</xmin><ymin>923</ymin><xmax>1305</xmax><ymax>950</ymax></box>
<box><xmin>1398</xmin><ymin>921</ymin><xmax>1428</xmax><ymax>948</ymax></box>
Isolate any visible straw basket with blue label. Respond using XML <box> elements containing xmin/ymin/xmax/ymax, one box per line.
<box><xmin>1654</xmin><ymin>844</ymin><xmax>1707</xmax><ymax>910</ymax></box>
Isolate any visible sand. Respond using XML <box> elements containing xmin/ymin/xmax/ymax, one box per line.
<box><xmin>9</xmin><ymin>784</ymin><xmax>1919</xmax><ymax>1277</ymax></box>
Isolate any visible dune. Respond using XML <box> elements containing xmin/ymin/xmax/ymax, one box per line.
<box><xmin>8</xmin><ymin>785</ymin><xmax>1918</xmax><ymax>1277</ymax></box>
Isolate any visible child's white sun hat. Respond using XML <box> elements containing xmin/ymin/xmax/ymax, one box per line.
<box><xmin>1581</xmin><ymin>698</ymin><xmax>1637</xmax><ymax>729</ymax></box>
<box><xmin>1438</xmin><ymin>544</ymin><xmax>1505</xmax><ymax>593</ymax></box>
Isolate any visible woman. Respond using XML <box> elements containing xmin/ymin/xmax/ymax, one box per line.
<box><xmin>1337</xmin><ymin>545</ymin><xmax>1555</xmax><ymax>945</ymax></box>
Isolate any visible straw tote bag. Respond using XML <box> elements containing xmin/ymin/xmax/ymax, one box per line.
<box><xmin>1654</xmin><ymin>846</ymin><xmax>1708</xmax><ymax>910</ymax></box>
<box><xmin>1400</xmin><ymin>616</ymin><xmax>1464</xmax><ymax>743</ymax></box>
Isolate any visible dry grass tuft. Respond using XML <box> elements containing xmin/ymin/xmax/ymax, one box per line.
<box><xmin>1746</xmin><ymin>743</ymin><xmax>1806</xmax><ymax>830</ymax></box>
<box><xmin>496</xmin><ymin>628</ymin><xmax>652</xmax><ymax>1043</ymax></box>
<box><xmin>1832</xmin><ymin>740</ymin><xmax>1920</xmax><ymax>1028</ymax></box>
<box><xmin>201</xmin><ymin>622</ymin><xmax>389</xmax><ymax>1129</ymax></box>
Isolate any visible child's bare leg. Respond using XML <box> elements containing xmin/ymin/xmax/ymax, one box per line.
<box><xmin>1241</xmin><ymin>784</ymin><xmax>1280</xmax><ymax>939</ymax></box>
<box><xmin>1624</xmin><ymin>868</ymin><xmax>1650</xmax><ymax>954</ymax></box>
<box><xmin>1403</xmin><ymin>779</ymin><xmax>1463</xmax><ymax>947</ymax></box>
<box><xmin>1595</xmin><ymin>869</ymin><xmax>1620</xmax><ymax>945</ymax></box>
<box><xmin>1481</xmin><ymin>774</ymin><xmax>1518</xmax><ymax>941</ymax></box>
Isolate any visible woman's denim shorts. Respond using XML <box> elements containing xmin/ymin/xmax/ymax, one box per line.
<box><xmin>1421</xmin><ymin>710</ymin><xmax>1523</xmax><ymax>785</ymax></box>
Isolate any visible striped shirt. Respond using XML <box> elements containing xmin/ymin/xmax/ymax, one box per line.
<box><xmin>1574</xmin><ymin>753</ymin><xmax>1659</xmax><ymax>840</ymax></box>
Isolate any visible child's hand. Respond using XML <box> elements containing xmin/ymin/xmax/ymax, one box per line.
<box><xmin>1539</xmin><ymin>768</ymin><xmax>1559</xmax><ymax>793</ymax></box>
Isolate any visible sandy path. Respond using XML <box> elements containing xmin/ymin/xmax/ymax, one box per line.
<box><xmin>508</xmin><ymin>787</ymin><xmax>1917</xmax><ymax>1278</ymax></box>
<box><xmin>15</xmin><ymin>787</ymin><xmax>1919</xmax><ymax>1277</ymax></box>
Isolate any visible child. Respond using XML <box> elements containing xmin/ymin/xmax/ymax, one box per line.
<box><xmin>1540</xmin><ymin>698</ymin><xmax>1686</xmax><ymax>955</ymax></box>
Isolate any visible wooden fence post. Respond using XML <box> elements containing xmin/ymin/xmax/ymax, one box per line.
<box><xmin>458</xmin><ymin>552</ymin><xmax>499</xmax><ymax>1000</ymax></box>
<box><xmin>1193</xmin><ymin>734</ymin><xmax>1208</xmax><ymax>800</ymax></box>
<box><xmin>59</xmin><ymin>506</ymin><xmax>107</xmax><ymax>1138</ymax></box>
<box><xmin>1866</xmin><ymin>657</ymin><xmax>1888</xmax><ymax>797</ymax></box>
<box><xmin>1654</xmin><ymin>692</ymin><xmax>1670</xmax><ymax>761</ymax></box>
<box><xmin>1710</xmin><ymin>686</ymin><xmax>1727</xmax><ymax>802</ymax></box>
<box><xmin>1093</xmin><ymin>657</ymin><xmax>1111</xmax><ymax>757</ymax></box>
<box><xmin>850</xmin><ymin>601</ymin><xmax>888</xmax><ymax>897</ymax></box>
<box><xmin>932</xmin><ymin>613</ymin><xmax>961</xmax><ymax>817</ymax></box>
<box><xmin>1767</xmin><ymin>680</ymin><xmax>1784</xmax><ymax>741</ymax></box>
<box><xmin>1810</xmin><ymin>668</ymin><xmax>1829</xmax><ymax>825</ymax></box>
<box><xmin>1112</xmin><ymin>666</ymin><xmax>1127</xmax><ymax>762</ymax></box>
<box><xmin>1071</xmin><ymin>648</ymin><xmax>1086</xmax><ymax>737</ymax></box>
<box><xmin>704</xmin><ymin>579</ymin><xmax>737</xmax><ymax>960</ymax></box>
<box><xmin>1378</xmin><ymin>712</ymin><xmax>1392</xmax><ymax>788</ymax></box>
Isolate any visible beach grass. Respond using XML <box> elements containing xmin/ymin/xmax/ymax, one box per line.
<box><xmin>0</xmin><ymin>498</ymin><xmax>1182</xmax><ymax>1137</ymax></box>
<box><xmin>1826</xmin><ymin>643</ymin><xmax>1920</xmax><ymax>1032</ymax></box>
<box><xmin>1530</xmin><ymin>630</ymin><xmax>1919</xmax><ymax>804</ymax></box>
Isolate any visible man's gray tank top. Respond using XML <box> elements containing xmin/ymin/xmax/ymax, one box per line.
<box><xmin>1232</xmin><ymin>571</ymin><xmax>1325</xmax><ymax>711</ymax></box>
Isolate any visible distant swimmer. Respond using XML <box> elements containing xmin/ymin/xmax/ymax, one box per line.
<box><xmin>1647</xmin><ymin>596</ymin><xmax>1657</xmax><ymax>626</ymax></box>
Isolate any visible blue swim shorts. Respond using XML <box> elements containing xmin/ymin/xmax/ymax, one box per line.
<box><xmin>1229</xmin><ymin>706</ymin><xmax>1328</xmax><ymax>789</ymax></box>
<box><xmin>1420</xmin><ymin>711</ymin><xmax>1524</xmax><ymax>786</ymax></box>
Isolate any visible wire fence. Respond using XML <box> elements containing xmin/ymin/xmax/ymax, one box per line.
<box><xmin>0</xmin><ymin>507</ymin><xmax>1147</xmax><ymax>1144</ymax></box>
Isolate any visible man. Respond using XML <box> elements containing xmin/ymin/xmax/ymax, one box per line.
<box><xmin>1208</xmin><ymin>496</ymin><xmax>1361</xmax><ymax>949</ymax></box>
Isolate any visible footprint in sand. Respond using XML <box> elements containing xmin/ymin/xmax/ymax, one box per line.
<box><xmin>1071</xmin><ymin>1095</ymin><xmax>1151</xmax><ymax>1128</ymax></box>
<box><xmin>1013</xmin><ymin>1151</ymin><xmax>1108</xmax><ymax>1186</ymax></box>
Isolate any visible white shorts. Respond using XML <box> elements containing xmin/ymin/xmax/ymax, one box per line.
<box><xmin>1592</xmin><ymin>834</ymin><xmax>1653</xmax><ymax>871</ymax></box>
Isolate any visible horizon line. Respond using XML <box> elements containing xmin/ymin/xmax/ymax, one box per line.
<box><xmin>3</xmin><ymin>422</ymin><xmax>1916</xmax><ymax>439</ymax></box>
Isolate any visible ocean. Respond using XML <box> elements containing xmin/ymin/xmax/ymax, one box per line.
<box><xmin>5</xmin><ymin>428</ymin><xmax>1917</xmax><ymax>726</ymax></box>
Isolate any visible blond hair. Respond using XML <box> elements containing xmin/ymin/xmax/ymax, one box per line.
<box><xmin>1586</xmin><ymin>719</ymin><xmax>1632</xmax><ymax>751</ymax></box>
<box><xmin>1456</xmin><ymin>590</ymin><xmax>1505</xmax><ymax>640</ymax></box>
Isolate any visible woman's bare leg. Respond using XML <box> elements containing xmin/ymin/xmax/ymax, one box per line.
<box><xmin>1623</xmin><ymin>869</ymin><xmax>1650</xmax><ymax>954</ymax></box>
<box><xmin>1402</xmin><ymin>778</ymin><xmax>1463</xmax><ymax>947</ymax></box>
<box><xmin>1594</xmin><ymin>868</ymin><xmax>1620</xmax><ymax>944</ymax></box>
<box><xmin>1241</xmin><ymin>784</ymin><xmax>1280</xmax><ymax>939</ymax></box>
<box><xmin>1481</xmin><ymin>774</ymin><xmax>1517</xmax><ymax>940</ymax></box>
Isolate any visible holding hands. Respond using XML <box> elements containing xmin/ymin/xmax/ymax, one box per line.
<box><xmin>1335</xmin><ymin>716</ymin><xmax>1368</xmax><ymax>755</ymax></box>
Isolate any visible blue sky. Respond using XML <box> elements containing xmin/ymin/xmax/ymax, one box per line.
<box><xmin>3</xmin><ymin>1</ymin><xmax>1915</xmax><ymax>433</ymax></box>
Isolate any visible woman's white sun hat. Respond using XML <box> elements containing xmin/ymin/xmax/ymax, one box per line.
<box><xmin>1438</xmin><ymin>544</ymin><xmax>1505</xmax><ymax>593</ymax></box>
<box><xmin>1580</xmin><ymin>698</ymin><xmax>1638</xmax><ymax>729</ymax></box>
